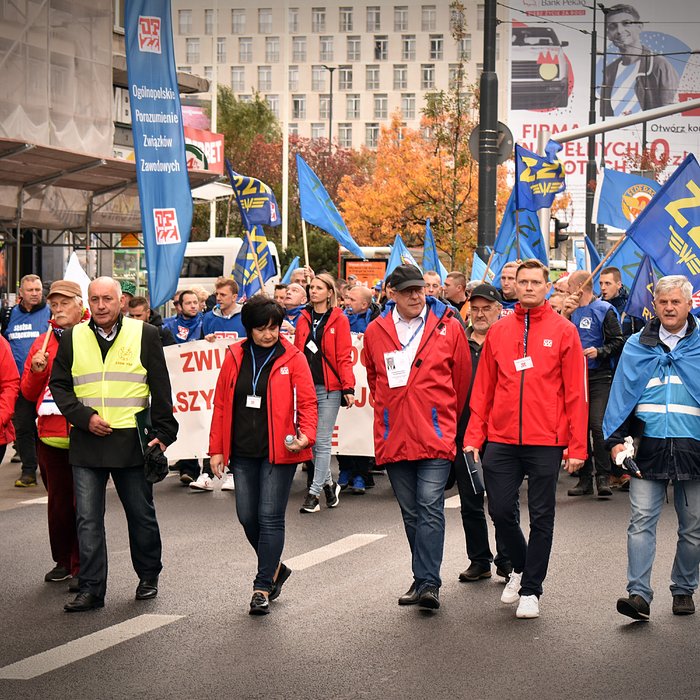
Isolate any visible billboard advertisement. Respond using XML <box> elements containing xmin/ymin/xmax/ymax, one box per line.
<box><xmin>507</xmin><ymin>0</ymin><xmax>700</xmax><ymax>231</ymax></box>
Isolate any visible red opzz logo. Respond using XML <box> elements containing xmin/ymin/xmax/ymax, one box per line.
<box><xmin>138</xmin><ymin>16</ymin><xmax>161</xmax><ymax>54</ymax></box>
<box><xmin>154</xmin><ymin>208</ymin><xmax>180</xmax><ymax>245</ymax></box>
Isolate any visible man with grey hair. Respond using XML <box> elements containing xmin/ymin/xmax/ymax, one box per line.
<box><xmin>604</xmin><ymin>275</ymin><xmax>700</xmax><ymax>620</ymax></box>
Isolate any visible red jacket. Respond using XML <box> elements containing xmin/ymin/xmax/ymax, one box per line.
<box><xmin>20</xmin><ymin>330</ymin><xmax>71</xmax><ymax>441</ymax></box>
<box><xmin>364</xmin><ymin>297</ymin><xmax>472</xmax><ymax>465</ymax></box>
<box><xmin>293</xmin><ymin>306</ymin><xmax>355</xmax><ymax>393</ymax></box>
<box><xmin>209</xmin><ymin>337</ymin><xmax>317</xmax><ymax>466</ymax></box>
<box><xmin>0</xmin><ymin>336</ymin><xmax>19</xmax><ymax>445</ymax></box>
<box><xmin>465</xmin><ymin>302</ymin><xmax>589</xmax><ymax>459</ymax></box>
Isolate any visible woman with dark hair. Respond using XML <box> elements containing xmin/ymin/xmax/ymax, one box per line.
<box><xmin>294</xmin><ymin>273</ymin><xmax>355</xmax><ymax>513</ymax></box>
<box><xmin>209</xmin><ymin>295</ymin><xmax>317</xmax><ymax>615</ymax></box>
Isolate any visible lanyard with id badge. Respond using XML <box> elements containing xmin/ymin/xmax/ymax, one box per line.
<box><xmin>305</xmin><ymin>310</ymin><xmax>328</xmax><ymax>355</ymax></box>
<box><xmin>247</xmin><ymin>346</ymin><xmax>276</xmax><ymax>409</ymax></box>
<box><xmin>384</xmin><ymin>318</ymin><xmax>424</xmax><ymax>389</ymax></box>
<box><xmin>514</xmin><ymin>313</ymin><xmax>533</xmax><ymax>373</ymax></box>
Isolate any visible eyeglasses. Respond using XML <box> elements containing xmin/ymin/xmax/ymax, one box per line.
<box><xmin>470</xmin><ymin>304</ymin><xmax>496</xmax><ymax>316</ymax></box>
<box><xmin>516</xmin><ymin>279</ymin><xmax>545</xmax><ymax>288</ymax></box>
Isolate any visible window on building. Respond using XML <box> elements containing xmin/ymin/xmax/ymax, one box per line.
<box><xmin>258</xmin><ymin>66</ymin><xmax>272</xmax><ymax>91</ymax></box>
<box><xmin>178</xmin><ymin>65</ymin><xmax>192</xmax><ymax>74</ymax></box>
<box><xmin>496</xmin><ymin>32</ymin><xmax>500</xmax><ymax>60</ymax></box>
<box><xmin>319</xmin><ymin>95</ymin><xmax>330</xmax><ymax>119</ymax></box>
<box><xmin>421</xmin><ymin>5</ymin><xmax>436</xmax><ymax>32</ymax></box>
<box><xmin>311</xmin><ymin>123</ymin><xmax>325</xmax><ymax>140</ymax></box>
<box><xmin>292</xmin><ymin>95</ymin><xmax>306</xmax><ymax>119</ymax></box>
<box><xmin>338</xmin><ymin>65</ymin><xmax>353</xmax><ymax>90</ymax></box>
<box><xmin>430</xmin><ymin>35</ymin><xmax>443</xmax><ymax>60</ymax></box>
<box><xmin>179</xmin><ymin>9</ymin><xmax>192</xmax><ymax>34</ymax></box>
<box><xmin>259</xmin><ymin>8</ymin><xmax>272</xmax><ymax>34</ymax></box>
<box><xmin>338</xmin><ymin>123</ymin><xmax>352</xmax><ymax>148</ymax></box>
<box><xmin>347</xmin><ymin>36</ymin><xmax>361</xmax><ymax>61</ymax></box>
<box><xmin>339</xmin><ymin>7</ymin><xmax>353</xmax><ymax>32</ymax></box>
<box><xmin>319</xmin><ymin>36</ymin><xmax>333</xmax><ymax>61</ymax></box>
<box><xmin>205</xmin><ymin>9</ymin><xmax>214</xmax><ymax>35</ymax></box>
<box><xmin>266</xmin><ymin>36</ymin><xmax>280</xmax><ymax>62</ymax></box>
<box><xmin>374</xmin><ymin>36</ymin><xmax>388</xmax><ymax>60</ymax></box>
<box><xmin>450</xmin><ymin>4</ymin><xmax>464</xmax><ymax>30</ymax></box>
<box><xmin>217</xmin><ymin>37</ymin><xmax>226</xmax><ymax>63</ymax></box>
<box><xmin>239</xmin><ymin>37</ymin><xmax>252</xmax><ymax>63</ymax></box>
<box><xmin>402</xmin><ymin>35</ymin><xmax>415</xmax><ymax>61</ymax></box>
<box><xmin>240</xmin><ymin>94</ymin><xmax>252</xmax><ymax>103</ymax></box>
<box><xmin>394</xmin><ymin>6</ymin><xmax>408</xmax><ymax>32</ymax></box>
<box><xmin>421</xmin><ymin>64</ymin><xmax>434</xmax><ymax>89</ymax></box>
<box><xmin>312</xmin><ymin>7</ymin><xmax>326</xmax><ymax>33</ymax></box>
<box><xmin>266</xmin><ymin>94</ymin><xmax>279</xmax><ymax>118</ymax></box>
<box><xmin>311</xmin><ymin>65</ymin><xmax>326</xmax><ymax>91</ymax></box>
<box><xmin>186</xmin><ymin>38</ymin><xmax>200</xmax><ymax>64</ymax></box>
<box><xmin>477</xmin><ymin>4</ymin><xmax>484</xmax><ymax>30</ymax></box>
<box><xmin>288</xmin><ymin>65</ymin><xmax>299</xmax><ymax>91</ymax></box>
<box><xmin>231</xmin><ymin>66</ymin><xmax>245</xmax><ymax>92</ymax></box>
<box><xmin>401</xmin><ymin>93</ymin><xmax>416</xmax><ymax>119</ymax></box>
<box><xmin>288</xmin><ymin>7</ymin><xmax>299</xmax><ymax>33</ymax></box>
<box><xmin>289</xmin><ymin>123</ymin><xmax>299</xmax><ymax>135</ymax></box>
<box><xmin>366</xmin><ymin>6</ymin><xmax>381</xmax><ymax>32</ymax></box>
<box><xmin>366</xmin><ymin>123</ymin><xmax>379</xmax><ymax>148</ymax></box>
<box><xmin>231</xmin><ymin>9</ymin><xmax>245</xmax><ymax>34</ymax></box>
<box><xmin>476</xmin><ymin>62</ymin><xmax>484</xmax><ymax>78</ymax></box>
<box><xmin>393</xmin><ymin>64</ymin><xmax>407</xmax><ymax>90</ymax></box>
<box><xmin>449</xmin><ymin>64</ymin><xmax>463</xmax><ymax>90</ymax></box>
<box><xmin>366</xmin><ymin>64</ymin><xmax>380</xmax><ymax>90</ymax></box>
<box><xmin>203</xmin><ymin>66</ymin><xmax>213</xmax><ymax>81</ymax></box>
<box><xmin>346</xmin><ymin>94</ymin><xmax>360</xmax><ymax>119</ymax></box>
<box><xmin>292</xmin><ymin>36</ymin><xmax>306</xmax><ymax>62</ymax></box>
<box><xmin>374</xmin><ymin>94</ymin><xmax>388</xmax><ymax>119</ymax></box>
<box><xmin>459</xmin><ymin>34</ymin><xmax>471</xmax><ymax>61</ymax></box>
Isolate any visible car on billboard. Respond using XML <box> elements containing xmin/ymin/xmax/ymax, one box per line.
<box><xmin>511</xmin><ymin>26</ymin><xmax>570</xmax><ymax>110</ymax></box>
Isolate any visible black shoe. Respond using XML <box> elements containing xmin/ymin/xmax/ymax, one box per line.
<box><xmin>179</xmin><ymin>473</ymin><xmax>194</xmax><ymax>485</ymax></box>
<box><xmin>269</xmin><ymin>563</ymin><xmax>292</xmax><ymax>602</ymax></box>
<box><xmin>418</xmin><ymin>585</ymin><xmax>440</xmax><ymax>610</ymax></box>
<box><xmin>68</xmin><ymin>579</ymin><xmax>80</xmax><ymax>593</ymax></box>
<box><xmin>45</xmin><ymin>565</ymin><xmax>71</xmax><ymax>582</ymax></box>
<box><xmin>567</xmin><ymin>478</ymin><xmax>593</xmax><ymax>496</ymax></box>
<box><xmin>459</xmin><ymin>562</ymin><xmax>492</xmax><ymax>582</ymax></box>
<box><xmin>672</xmin><ymin>594</ymin><xmax>695</xmax><ymax>616</ymax></box>
<box><xmin>323</xmin><ymin>481</ymin><xmax>341</xmax><ymax>508</ymax></box>
<box><xmin>596</xmin><ymin>475</ymin><xmax>613</xmax><ymax>498</ymax></box>
<box><xmin>64</xmin><ymin>592</ymin><xmax>104</xmax><ymax>613</ymax></box>
<box><xmin>135</xmin><ymin>577</ymin><xmax>159</xmax><ymax>600</ymax></box>
<box><xmin>496</xmin><ymin>564</ymin><xmax>513</xmax><ymax>581</ymax></box>
<box><xmin>300</xmin><ymin>492</ymin><xmax>320</xmax><ymax>513</ymax></box>
<box><xmin>616</xmin><ymin>594</ymin><xmax>650</xmax><ymax>621</ymax></box>
<box><xmin>398</xmin><ymin>583</ymin><xmax>421</xmax><ymax>606</ymax></box>
<box><xmin>249</xmin><ymin>592</ymin><xmax>270</xmax><ymax>615</ymax></box>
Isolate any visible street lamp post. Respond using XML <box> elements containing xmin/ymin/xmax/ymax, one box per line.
<box><xmin>322</xmin><ymin>65</ymin><xmax>335</xmax><ymax>155</ymax></box>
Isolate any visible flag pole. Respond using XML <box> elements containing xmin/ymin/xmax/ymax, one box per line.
<box><xmin>301</xmin><ymin>219</ymin><xmax>311</xmax><ymax>282</ymax></box>
<box><xmin>481</xmin><ymin>249</ymin><xmax>495</xmax><ymax>283</ymax></box>
<box><xmin>571</xmin><ymin>234</ymin><xmax>627</xmax><ymax>297</ymax></box>
<box><xmin>245</xmin><ymin>228</ymin><xmax>267</xmax><ymax>293</ymax></box>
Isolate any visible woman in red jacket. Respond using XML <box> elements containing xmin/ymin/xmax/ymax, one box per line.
<box><xmin>293</xmin><ymin>273</ymin><xmax>355</xmax><ymax>513</ymax></box>
<box><xmin>0</xmin><ymin>335</ymin><xmax>20</xmax><ymax>465</ymax></box>
<box><xmin>209</xmin><ymin>296</ymin><xmax>317</xmax><ymax>615</ymax></box>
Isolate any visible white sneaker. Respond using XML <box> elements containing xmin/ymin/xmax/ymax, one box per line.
<box><xmin>221</xmin><ymin>473</ymin><xmax>235</xmax><ymax>491</ymax></box>
<box><xmin>501</xmin><ymin>570</ymin><xmax>523</xmax><ymax>604</ymax></box>
<box><xmin>189</xmin><ymin>473</ymin><xmax>214</xmax><ymax>491</ymax></box>
<box><xmin>516</xmin><ymin>594</ymin><xmax>540</xmax><ymax>619</ymax></box>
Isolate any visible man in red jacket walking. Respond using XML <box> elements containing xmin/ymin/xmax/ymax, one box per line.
<box><xmin>365</xmin><ymin>264</ymin><xmax>471</xmax><ymax>611</ymax></box>
<box><xmin>465</xmin><ymin>259</ymin><xmax>588</xmax><ymax>619</ymax></box>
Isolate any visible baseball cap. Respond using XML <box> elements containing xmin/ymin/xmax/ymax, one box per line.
<box><xmin>389</xmin><ymin>264</ymin><xmax>426</xmax><ymax>292</ymax></box>
<box><xmin>469</xmin><ymin>283</ymin><xmax>503</xmax><ymax>304</ymax></box>
<box><xmin>47</xmin><ymin>280</ymin><xmax>82</xmax><ymax>299</ymax></box>
<box><xmin>120</xmin><ymin>280</ymin><xmax>136</xmax><ymax>297</ymax></box>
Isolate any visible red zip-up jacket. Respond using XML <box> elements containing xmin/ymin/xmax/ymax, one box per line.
<box><xmin>209</xmin><ymin>337</ymin><xmax>317</xmax><ymax>466</ymax></box>
<box><xmin>465</xmin><ymin>301</ymin><xmax>588</xmax><ymax>459</ymax></box>
<box><xmin>0</xmin><ymin>336</ymin><xmax>19</xmax><ymax>446</ymax></box>
<box><xmin>364</xmin><ymin>296</ymin><xmax>472</xmax><ymax>465</ymax></box>
<box><xmin>293</xmin><ymin>306</ymin><xmax>355</xmax><ymax>393</ymax></box>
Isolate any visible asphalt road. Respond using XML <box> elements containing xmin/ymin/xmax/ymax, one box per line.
<box><xmin>0</xmin><ymin>456</ymin><xmax>698</xmax><ymax>700</ymax></box>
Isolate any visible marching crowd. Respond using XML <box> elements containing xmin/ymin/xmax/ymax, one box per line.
<box><xmin>1</xmin><ymin>258</ymin><xmax>699</xmax><ymax>621</ymax></box>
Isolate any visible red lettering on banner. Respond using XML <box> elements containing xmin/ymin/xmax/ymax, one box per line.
<box><xmin>181</xmin><ymin>352</ymin><xmax>194</xmax><ymax>372</ymax></box>
<box><xmin>174</xmin><ymin>391</ymin><xmax>189</xmax><ymax>412</ymax></box>
<box><xmin>173</xmin><ymin>389</ymin><xmax>216</xmax><ymax>413</ymax></box>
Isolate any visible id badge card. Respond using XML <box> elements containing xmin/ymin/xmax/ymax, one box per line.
<box><xmin>384</xmin><ymin>350</ymin><xmax>411</xmax><ymax>388</ymax></box>
<box><xmin>246</xmin><ymin>395</ymin><xmax>262</xmax><ymax>409</ymax></box>
<box><xmin>306</xmin><ymin>339</ymin><xmax>319</xmax><ymax>354</ymax></box>
<box><xmin>514</xmin><ymin>356</ymin><xmax>534</xmax><ymax>372</ymax></box>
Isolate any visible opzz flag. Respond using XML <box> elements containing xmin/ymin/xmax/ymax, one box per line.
<box><xmin>514</xmin><ymin>140</ymin><xmax>566</xmax><ymax>212</ymax></box>
<box><xmin>225</xmin><ymin>160</ymin><xmax>281</xmax><ymax>229</ymax></box>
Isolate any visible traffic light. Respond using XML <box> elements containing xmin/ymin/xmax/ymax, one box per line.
<box><xmin>551</xmin><ymin>217</ymin><xmax>569</xmax><ymax>248</ymax></box>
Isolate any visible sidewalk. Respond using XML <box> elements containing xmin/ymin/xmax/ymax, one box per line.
<box><xmin>0</xmin><ymin>451</ymin><xmax>45</xmax><ymax>513</ymax></box>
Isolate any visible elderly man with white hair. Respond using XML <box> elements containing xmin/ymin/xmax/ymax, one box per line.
<box><xmin>604</xmin><ymin>275</ymin><xmax>700</xmax><ymax>620</ymax></box>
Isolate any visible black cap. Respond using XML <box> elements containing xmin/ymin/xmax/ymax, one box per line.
<box><xmin>389</xmin><ymin>264</ymin><xmax>426</xmax><ymax>291</ymax></box>
<box><xmin>469</xmin><ymin>283</ymin><xmax>503</xmax><ymax>304</ymax></box>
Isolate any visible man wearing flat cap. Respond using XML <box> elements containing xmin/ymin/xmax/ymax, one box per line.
<box><xmin>364</xmin><ymin>264</ymin><xmax>471</xmax><ymax>611</ymax></box>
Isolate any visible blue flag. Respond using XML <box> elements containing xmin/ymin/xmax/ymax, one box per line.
<box><xmin>125</xmin><ymin>0</ymin><xmax>192</xmax><ymax>308</ymax></box>
<box><xmin>494</xmin><ymin>190</ymin><xmax>548</xmax><ymax>265</ymax></box>
<box><xmin>280</xmin><ymin>256</ymin><xmax>301</xmax><ymax>285</ymax></box>
<box><xmin>624</xmin><ymin>255</ymin><xmax>657</xmax><ymax>322</ymax></box>
<box><xmin>470</xmin><ymin>253</ymin><xmax>494</xmax><ymax>282</ymax></box>
<box><xmin>592</xmin><ymin>168</ymin><xmax>659</xmax><ymax>231</ymax></box>
<box><xmin>514</xmin><ymin>140</ymin><xmax>566</xmax><ymax>212</ymax></box>
<box><xmin>225</xmin><ymin>160</ymin><xmax>281</xmax><ymax>230</ymax></box>
<box><xmin>575</xmin><ymin>245</ymin><xmax>587</xmax><ymax>272</ymax></box>
<box><xmin>233</xmin><ymin>225</ymin><xmax>275</xmax><ymax>300</ymax></box>
<box><xmin>491</xmin><ymin>235</ymin><xmax>537</xmax><ymax>288</ymax></box>
<box><xmin>296</xmin><ymin>154</ymin><xmax>365</xmax><ymax>260</ymax></box>
<box><xmin>422</xmin><ymin>219</ymin><xmax>445</xmax><ymax>282</ymax></box>
<box><xmin>584</xmin><ymin>234</ymin><xmax>602</xmax><ymax>270</ymax></box>
<box><xmin>385</xmin><ymin>234</ymin><xmax>420</xmax><ymax>280</ymax></box>
<box><xmin>626</xmin><ymin>154</ymin><xmax>700</xmax><ymax>291</ymax></box>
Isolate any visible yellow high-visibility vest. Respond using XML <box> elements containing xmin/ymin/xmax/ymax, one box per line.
<box><xmin>71</xmin><ymin>317</ymin><xmax>149</xmax><ymax>429</ymax></box>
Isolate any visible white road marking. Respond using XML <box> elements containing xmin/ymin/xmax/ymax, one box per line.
<box><xmin>0</xmin><ymin>614</ymin><xmax>183</xmax><ymax>680</ymax></box>
<box><xmin>286</xmin><ymin>534</ymin><xmax>386</xmax><ymax>571</ymax></box>
<box><xmin>445</xmin><ymin>494</ymin><xmax>461</xmax><ymax>509</ymax></box>
<box><xmin>20</xmin><ymin>496</ymin><xmax>48</xmax><ymax>505</ymax></box>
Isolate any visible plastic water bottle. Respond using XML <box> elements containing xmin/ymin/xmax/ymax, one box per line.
<box><xmin>285</xmin><ymin>435</ymin><xmax>295</xmax><ymax>447</ymax></box>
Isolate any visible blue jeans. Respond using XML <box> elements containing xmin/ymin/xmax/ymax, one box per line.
<box><xmin>232</xmin><ymin>457</ymin><xmax>297</xmax><ymax>593</ymax></box>
<box><xmin>386</xmin><ymin>459</ymin><xmax>451</xmax><ymax>591</ymax></box>
<box><xmin>73</xmin><ymin>466</ymin><xmax>162</xmax><ymax>599</ymax></box>
<box><xmin>309</xmin><ymin>385</ymin><xmax>341</xmax><ymax>496</ymax></box>
<box><xmin>627</xmin><ymin>478</ymin><xmax>700</xmax><ymax>603</ymax></box>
